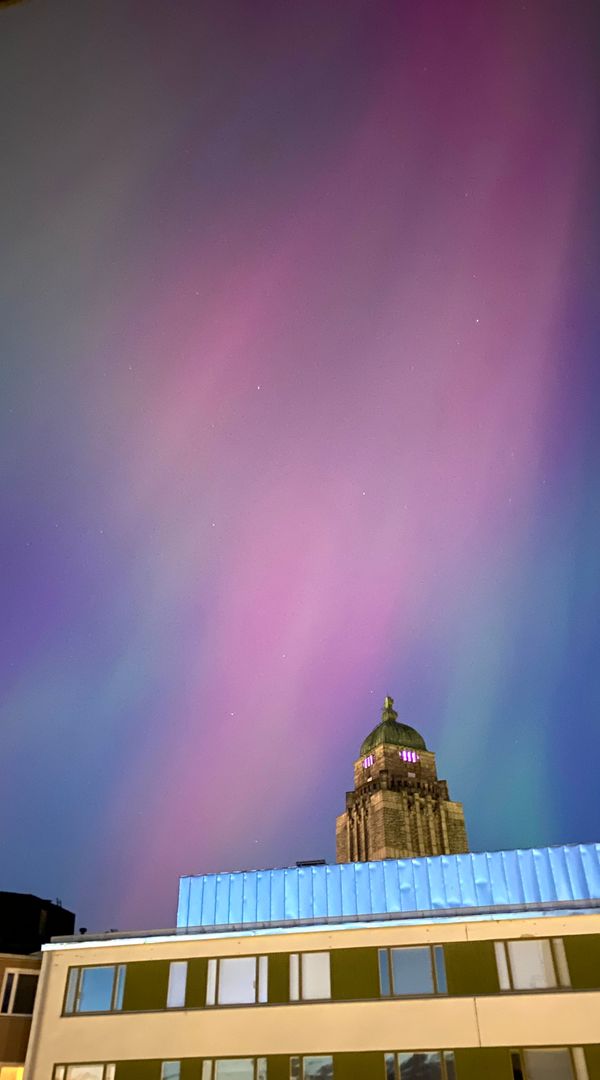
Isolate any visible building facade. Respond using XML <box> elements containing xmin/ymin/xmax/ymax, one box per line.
<box><xmin>336</xmin><ymin>697</ymin><xmax>468</xmax><ymax>862</ymax></box>
<box><xmin>24</xmin><ymin>843</ymin><xmax>600</xmax><ymax>1080</ymax></box>
<box><xmin>0</xmin><ymin>952</ymin><xmax>40</xmax><ymax>1080</ymax></box>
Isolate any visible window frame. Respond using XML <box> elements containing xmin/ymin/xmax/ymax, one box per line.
<box><xmin>62</xmin><ymin>965</ymin><xmax>126</xmax><ymax>1015</ymax></box>
<box><xmin>510</xmin><ymin>1046</ymin><xmax>588</xmax><ymax>1080</ymax></box>
<box><xmin>495</xmin><ymin>938</ymin><xmax>570</xmax><ymax>992</ymax></box>
<box><xmin>379</xmin><ymin>945</ymin><xmax>447</xmax><ymax>997</ymax></box>
<box><xmin>200</xmin><ymin>1059</ymin><xmax>267</xmax><ymax>1080</ymax></box>
<box><xmin>53</xmin><ymin>1066</ymin><xmax>116</xmax><ymax>1080</ymax></box>
<box><xmin>166</xmin><ymin>961</ymin><xmax>188</xmax><ymax>1009</ymax></box>
<box><xmin>289</xmin><ymin>1055</ymin><xmax>334</xmax><ymax>1079</ymax></box>
<box><xmin>0</xmin><ymin>968</ymin><xmax>39</xmax><ymax>1016</ymax></box>
<box><xmin>385</xmin><ymin>1049</ymin><xmax>456</xmax><ymax>1080</ymax></box>
<box><xmin>289</xmin><ymin>951</ymin><xmax>332</xmax><ymax>1002</ymax></box>
<box><xmin>205</xmin><ymin>956</ymin><xmax>268</xmax><ymax>1007</ymax></box>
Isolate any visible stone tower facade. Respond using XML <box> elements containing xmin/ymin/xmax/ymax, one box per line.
<box><xmin>336</xmin><ymin>697</ymin><xmax>468</xmax><ymax>862</ymax></box>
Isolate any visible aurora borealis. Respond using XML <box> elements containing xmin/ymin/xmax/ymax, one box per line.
<box><xmin>1</xmin><ymin>0</ymin><xmax>599</xmax><ymax>931</ymax></box>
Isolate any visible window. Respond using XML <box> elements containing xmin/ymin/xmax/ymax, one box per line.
<box><xmin>53</xmin><ymin>1068</ymin><xmax>115</xmax><ymax>1080</ymax></box>
<box><xmin>495</xmin><ymin>939</ymin><xmax>570</xmax><ymax>991</ymax></box>
<box><xmin>379</xmin><ymin>947</ymin><xmax>446</xmax><ymax>997</ymax></box>
<box><xmin>64</xmin><ymin>966</ymin><xmax>125</xmax><ymax>1014</ymax></box>
<box><xmin>0</xmin><ymin>970</ymin><xmax>39</xmax><ymax>1015</ymax></box>
<box><xmin>206</xmin><ymin>957</ymin><xmax>268</xmax><ymax>1006</ymax></box>
<box><xmin>385</xmin><ymin>1052</ymin><xmax>455</xmax><ymax>1080</ymax></box>
<box><xmin>201</xmin><ymin>1061</ymin><xmax>267</xmax><ymax>1080</ymax></box>
<box><xmin>400</xmin><ymin>750</ymin><xmax>419</xmax><ymax>763</ymax></box>
<box><xmin>167</xmin><ymin>961</ymin><xmax>188</xmax><ymax>1008</ymax></box>
<box><xmin>290</xmin><ymin>1057</ymin><xmax>334</xmax><ymax>1079</ymax></box>
<box><xmin>162</xmin><ymin>1064</ymin><xmax>181</xmax><ymax>1080</ymax></box>
<box><xmin>0</xmin><ymin>1070</ymin><xmax>25</xmax><ymax>1080</ymax></box>
<box><xmin>511</xmin><ymin>1049</ymin><xmax>588</xmax><ymax>1080</ymax></box>
<box><xmin>289</xmin><ymin>952</ymin><xmax>331</xmax><ymax>1000</ymax></box>
<box><xmin>362</xmin><ymin>756</ymin><xmax>374</xmax><ymax>768</ymax></box>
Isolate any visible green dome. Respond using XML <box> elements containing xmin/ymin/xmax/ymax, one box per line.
<box><xmin>359</xmin><ymin>696</ymin><xmax>427</xmax><ymax>757</ymax></box>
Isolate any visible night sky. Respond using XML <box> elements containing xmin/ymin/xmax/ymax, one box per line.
<box><xmin>1</xmin><ymin>0</ymin><xmax>599</xmax><ymax>933</ymax></box>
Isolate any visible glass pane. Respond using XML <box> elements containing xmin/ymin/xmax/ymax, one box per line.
<box><xmin>13</xmin><ymin>974</ymin><xmax>38</xmax><ymax>1014</ymax></box>
<box><xmin>552</xmin><ymin>939</ymin><xmax>571</xmax><ymax>987</ymax></box>
<box><xmin>206</xmin><ymin>959</ymin><xmax>217</xmax><ymax>1006</ymax></box>
<box><xmin>290</xmin><ymin>1057</ymin><xmax>301</xmax><ymax>1080</ymax></box>
<box><xmin>384</xmin><ymin>1053</ymin><xmax>397</xmax><ymax>1080</ymax></box>
<box><xmin>65</xmin><ymin>1069</ymin><xmax>105</xmax><ymax>1080</ymax></box>
<box><xmin>113</xmin><ymin>965</ymin><xmax>125</xmax><ymax>1010</ymax></box>
<box><xmin>257</xmin><ymin>1059</ymin><xmax>267</xmax><ymax>1080</ymax></box>
<box><xmin>167</xmin><ymin>962</ymin><xmax>188</xmax><ymax>1008</ymax></box>
<box><xmin>105</xmin><ymin>1068</ymin><xmax>116</xmax><ymax>1080</ymax></box>
<box><xmin>162</xmin><ymin>1063</ymin><xmax>181</xmax><ymax>1080</ymax></box>
<box><xmin>494</xmin><ymin>943</ymin><xmax>511</xmax><ymax>990</ymax></box>
<box><xmin>523</xmin><ymin>1050</ymin><xmax>574</xmax><ymax>1080</ymax></box>
<box><xmin>289</xmin><ymin>954</ymin><xmax>300</xmax><ymax>1001</ymax></box>
<box><xmin>218</xmin><ymin>957</ymin><xmax>257</xmax><ymax>1005</ymax></box>
<box><xmin>202</xmin><ymin>1062</ymin><xmax>213</xmax><ymax>1080</ymax></box>
<box><xmin>65</xmin><ymin>968</ymin><xmax>79</xmax><ymax>1014</ymax></box>
<box><xmin>301</xmin><ymin>953</ymin><xmax>331</xmax><ymax>1000</ymax></box>
<box><xmin>398</xmin><ymin>1052</ymin><xmax>442</xmax><ymax>1080</ymax></box>
<box><xmin>391</xmin><ymin>947</ymin><xmax>434</xmax><ymax>995</ymax></box>
<box><xmin>379</xmin><ymin>950</ymin><xmax>391</xmax><ymax>996</ymax></box>
<box><xmin>77</xmin><ymin>966</ymin><xmax>116</xmax><ymax>1012</ymax></box>
<box><xmin>443</xmin><ymin>1052</ymin><xmax>456</xmax><ymax>1080</ymax></box>
<box><xmin>1</xmin><ymin>973</ymin><xmax>14</xmax><ymax>1013</ymax></box>
<box><xmin>54</xmin><ymin>1070</ymin><xmax>66</xmax><ymax>1080</ymax></box>
<box><xmin>511</xmin><ymin>1052</ymin><xmax>524</xmax><ymax>1080</ymax></box>
<box><xmin>214</xmin><ymin>1061</ymin><xmax>255</xmax><ymax>1079</ymax></box>
<box><xmin>571</xmin><ymin>1047</ymin><xmax>589</xmax><ymax>1080</ymax></box>
<box><xmin>507</xmin><ymin>939</ymin><xmax>556</xmax><ymax>990</ymax></box>
<box><xmin>303</xmin><ymin>1058</ymin><xmax>333</xmax><ymax>1079</ymax></box>
<box><xmin>433</xmin><ymin>946</ymin><xmax>447</xmax><ymax>993</ymax></box>
<box><xmin>257</xmin><ymin>956</ymin><xmax>268</xmax><ymax>1004</ymax></box>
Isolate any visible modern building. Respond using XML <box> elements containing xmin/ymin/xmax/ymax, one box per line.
<box><xmin>0</xmin><ymin>895</ymin><xmax>75</xmax><ymax>958</ymax></box>
<box><xmin>0</xmin><ymin>894</ymin><xmax>74</xmax><ymax>1080</ymax></box>
<box><xmin>24</xmin><ymin>842</ymin><xmax>600</xmax><ymax>1080</ymax></box>
<box><xmin>336</xmin><ymin>697</ymin><xmax>468</xmax><ymax>862</ymax></box>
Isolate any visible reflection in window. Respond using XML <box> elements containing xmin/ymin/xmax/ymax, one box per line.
<box><xmin>206</xmin><ymin>956</ymin><xmax>268</xmax><ymax>1006</ymax></box>
<box><xmin>167</xmin><ymin>962</ymin><xmax>188</xmax><ymax>1008</ymax></box>
<box><xmin>0</xmin><ymin>970</ymin><xmax>39</xmax><ymax>1015</ymax></box>
<box><xmin>201</xmin><ymin>1061</ymin><xmax>267</xmax><ymax>1080</ymax></box>
<box><xmin>495</xmin><ymin>939</ymin><xmax>569</xmax><ymax>991</ymax></box>
<box><xmin>520</xmin><ymin>1049</ymin><xmax>576</xmax><ymax>1080</ymax></box>
<box><xmin>162</xmin><ymin>1064</ymin><xmax>181</xmax><ymax>1080</ymax></box>
<box><xmin>289</xmin><ymin>952</ymin><xmax>331</xmax><ymax>1000</ymax></box>
<box><xmin>290</xmin><ymin>1056</ymin><xmax>334</xmax><ymax>1079</ymax></box>
<box><xmin>379</xmin><ymin>947</ymin><xmax>446</xmax><ymax>997</ymax></box>
<box><xmin>64</xmin><ymin>966</ymin><xmax>125</xmax><ymax>1014</ymax></box>
<box><xmin>53</xmin><ymin>1068</ymin><xmax>114</xmax><ymax>1080</ymax></box>
<box><xmin>385</xmin><ymin>1051</ymin><xmax>455</xmax><ymax>1080</ymax></box>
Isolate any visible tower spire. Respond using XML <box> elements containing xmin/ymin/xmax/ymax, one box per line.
<box><xmin>382</xmin><ymin>695</ymin><xmax>398</xmax><ymax>722</ymax></box>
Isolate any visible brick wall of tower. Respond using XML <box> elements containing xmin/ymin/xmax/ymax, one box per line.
<box><xmin>337</xmin><ymin>741</ymin><xmax>469</xmax><ymax>863</ymax></box>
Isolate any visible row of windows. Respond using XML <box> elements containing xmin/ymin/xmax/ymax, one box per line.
<box><xmin>62</xmin><ymin>936</ymin><xmax>584</xmax><ymax>1015</ymax></box>
<box><xmin>51</xmin><ymin>1048</ymin><xmax>594</xmax><ymax>1080</ymax></box>
<box><xmin>0</xmin><ymin>969</ymin><xmax>39</xmax><ymax>1015</ymax></box>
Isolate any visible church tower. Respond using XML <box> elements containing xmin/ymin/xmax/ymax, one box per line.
<box><xmin>336</xmin><ymin>696</ymin><xmax>468</xmax><ymax>862</ymax></box>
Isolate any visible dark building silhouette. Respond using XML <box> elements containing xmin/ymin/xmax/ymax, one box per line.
<box><xmin>0</xmin><ymin>892</ymin><xmax>75</xmax><ymax>956</ymax></box>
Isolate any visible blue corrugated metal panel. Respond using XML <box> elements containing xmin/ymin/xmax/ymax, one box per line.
<box><xmin>177</xmin><ymin>843</ymin><xmax>600</xmax><ymax>930</ymax></box>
